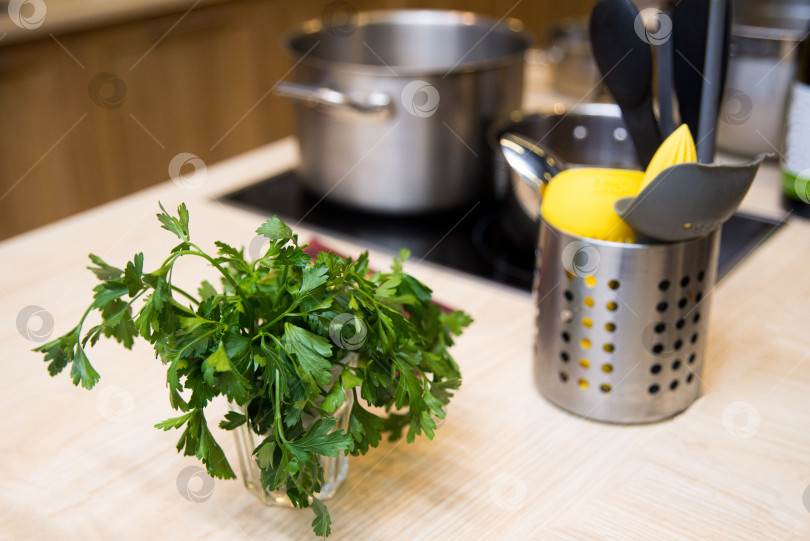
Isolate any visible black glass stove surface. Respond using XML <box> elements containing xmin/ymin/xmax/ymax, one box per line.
<box><xmin>222</xmin><ymin>171</ymin><xmax>783</xmax><ymax>292</ymax></box>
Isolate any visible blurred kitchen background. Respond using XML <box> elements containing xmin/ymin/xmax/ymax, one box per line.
<box><xmin>0</xmin><ymin>0</ymin><xmax>603</xmax><ymax>241</ymax></box>
<box><xmin>1</xmin><ymin>0</ymin><xmax>807</xmax><ymax>241</ymax></box>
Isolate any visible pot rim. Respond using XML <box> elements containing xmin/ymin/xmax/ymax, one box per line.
<box><xmin>487</xmin><ymin>102</ymin><xmax>624</xmax><ymax>151</ymax></box>
<box><xmin>282</xmin><ymin>9</ymin><xmax>534</xmax><ymax>77</ymax></box>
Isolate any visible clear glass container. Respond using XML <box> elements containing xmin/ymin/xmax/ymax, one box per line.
<box><xmin>233</xmin><ymin>358</ymin><xmax>354</xmax><ymax>506</ymax></box>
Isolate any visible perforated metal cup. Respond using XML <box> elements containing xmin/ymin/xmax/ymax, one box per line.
<box><xmin>533</xmin><ymin>219</ymin><xmax>720</xmax><ymax>424</ymax></box>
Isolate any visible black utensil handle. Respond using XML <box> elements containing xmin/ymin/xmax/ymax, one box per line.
<box><xmin>697</xmin><ymin>0</ymin><xmax>727</xmax><ymax>163</ymax></box>
<box><xmin>672</xmin><ymin>0</ymin><xmax>708</xmax><ymax>139</ymax></box>
<box><xmin>657</xmin><ymin>34</ymin><xmax>676</xmax><ymax>137</ymax></box>
<box><xmin>623</xmin><ymin>95</ymin><xmax>662</xmax><ymax>168</ymax></box>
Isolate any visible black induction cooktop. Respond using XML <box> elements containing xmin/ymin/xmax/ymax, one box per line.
<box><xmin>222</xmin><ymin>170</ymin><xmax>783</xmax><ymax>292</ymax></box>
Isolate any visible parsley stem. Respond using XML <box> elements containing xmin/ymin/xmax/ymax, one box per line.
<box><xmin>168</xmin><ymin>297</ymin><xmax>198</xmax><ymax>316</ymax></box>
<box><xmin>77</xmin><ymin>289</ymin><xmax>147</xmax><ymax>343</ymax></box>
<box><xmin>172</xmin><ymin>326</ymin><xmax>222</xmax><ymax>361</ymax></box>
<box><xmin>75</xmin><ymin>305</ymin><xmax>95</xmax><ymax>333</ymax></box>
<box><xmin>279</xmin><ymin>266</ymin><xmax>288</xmax><ymax>302</ymax></box>
<box><xmin>261</xmin><ymin>305</ymin><xmax>297</xmax><ymax>330</ymax></box>
<box><xmin>167</xmin><ymin>247</ymin><xmax>254</xmax><ymax>332</ymax></box>
<box><xmin>274</xmin><ymin>369</ymin><xmax>287</xmax><ymax>446</ymax></box>
<box><xmin>163</xmin><ymin>268</ymin><xmax>197</xmax><ymax>316</ymax></box>
<box><xmin>258</xmin><ymin>293</ymin><xmax>315</xmax><ymax>332</ymax></box>
<box><xmin>348</xmin><ymin>279</ymin><xmax>402</xmax><ymax>318</ymax></box>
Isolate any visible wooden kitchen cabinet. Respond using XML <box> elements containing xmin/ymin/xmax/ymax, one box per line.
<box><xmin>0</xmin><ymin>0</ymin><xmax>298</xmax><ymax>240</ymax></box>
<box><xmin>0</xmin><ymin>0</ymin><xmax>594</xmax><ymax>240</ymax></box>
<box><xmin>0</xmin><ymin>38</ymin><xmax>99</xmax><ymax>237</ymax></box>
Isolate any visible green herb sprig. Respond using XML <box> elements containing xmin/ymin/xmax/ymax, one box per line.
<box><xmin>34</xmin><ymin>203</ymin><xmax>472</xmax><ymax>537</ymax></box>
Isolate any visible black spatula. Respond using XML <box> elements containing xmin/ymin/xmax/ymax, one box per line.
<box><xmin>590</xmin><ymin>0</ymin><xmax>661</xmax><ymax>168</ymax></box>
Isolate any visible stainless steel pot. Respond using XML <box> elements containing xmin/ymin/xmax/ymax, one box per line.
<box><xmin>277</xmin><ymin>10</ymin><xmax>532</xmax><ymax>214</ymax></box>
<box><xmin>538</xmin><ymin>18</ymin><xmax>609</xmax><ymax>101</ymax></box>
<box><xmin>490</xmin><ymin>103</ymin><xmax>638</xmax><ymax>250</ymax></box>
<box><xmin>717</xmin><ymin>0</ymin><xmax>810</xmax><ymax>156</ymax></box>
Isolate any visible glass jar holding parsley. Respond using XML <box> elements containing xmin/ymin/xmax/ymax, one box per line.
<box><xmin>234</xmin><ymin>355</ymin><xmax>356</xmax><ymax>505</ymax></box>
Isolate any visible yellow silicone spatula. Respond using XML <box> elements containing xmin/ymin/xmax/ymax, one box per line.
<box><xmin>639</xmin><ymin>124</ymin><xmax>697</xmax><ymax>191</ymax></box>
<box><xmin>541</xmin><ymin>167</ymin><xmax>643</xmax><ymax>243</ymax></box>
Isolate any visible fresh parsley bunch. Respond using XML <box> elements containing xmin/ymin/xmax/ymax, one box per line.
<box><xmin>34</xmin><ymin>203</ymin><xmax>471</xmax><ymax>538</ymax></box>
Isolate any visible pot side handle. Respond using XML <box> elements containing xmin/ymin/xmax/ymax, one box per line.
<box><xmin>274</xmin><ymin>81</ymin><xmax>393</xmax><ymax>118</ymax></box>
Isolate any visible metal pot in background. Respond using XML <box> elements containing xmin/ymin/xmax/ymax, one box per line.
<box><xmin>490</xmin><ymin>103</ymin><xmax>638</xmax><ymax>250</ymax></box>
<box><xmin>276</xmin><ymin>10</ymin><xmax>532</xmax><ymax>214</ymax></box>
<box><xmin>717</xmin><ymin>0</ymin><xmax>810</xmax><ymax>157</ymax></box>
<box><xmin>532</xmin><ymin>18</ymin><xmax>609</xmax><ymax>101</ymax></box>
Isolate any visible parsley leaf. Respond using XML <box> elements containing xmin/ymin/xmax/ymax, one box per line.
<box><xmin>157</xmin><ymin>202</ymin><xmax>189</xmax><ymax>240</ymax></box>
<box><xmin>286</xmin><ymin>419</ymin><xmax>352</xmax><ymax>459</ymax></box>
<box><xmin>297</xmin><ymin>265</ymin><xmax>329</xmax><ymax>298</ymax></box>
<box><xmin>219</xmin><ymin>411</ymin><xmax>246</xmax><ymax>430</ymax></box>
<box><xmin>311</xmin><ymin>498</ymin><xmax>332</xmax><ymax>538</ymax></box>
<box><xmin>87</xmin><ymin>254</ymin><xmax>123</xmax><ymax>281</ymax></box>
<box><xmin>203</xmin><ymin>342</ymin><xmax>230</xmax><ymax>374</ymax></box>
<box><xmin>253</xmin><ymin>438</ymin><xmax>277</xmax><ymax>469</ymax></box>
<box><xmin>69</xmin><ymin>348</ymin><xmax>100</xmax><ymax>390</ymax></box>
<box><xmin>256</xmin><ymin>216</ymin><xmax>294</xmax><ymax>242</ymax></box>
<box><xmin>282</xmin><ymin>323</ymin><xmax>333</xmax><ymax>386</ymax></box>
<box><xmin>154</xmin><ymin>411</ymin><xmax>194</xmax><ymax>430</ymax></box>
<box><xmin>321</xmin><ymin>383</ymin><xmax>345</xmax><ymax>414</ymax></box>
<box><xmin>348</xmin><ymin>396</ymin><xmax>384</xmax><ymax>455</ymax></box>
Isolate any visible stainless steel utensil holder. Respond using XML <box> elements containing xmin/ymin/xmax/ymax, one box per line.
<box><xmin>533</xmin><ymin>219</ymin><xmax>720</xmax><ymax>423</ymax></box>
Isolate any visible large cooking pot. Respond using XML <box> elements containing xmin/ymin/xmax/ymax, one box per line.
<box><xmin>276</xmin><ymin>10</ymin><xmax>532</xmax><ymax>214</ymax></box>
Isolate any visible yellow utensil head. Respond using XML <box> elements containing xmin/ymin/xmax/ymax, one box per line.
<box><xmin>541</xmin><ymin>168</ymin><xmax>643</xmax><ymax>243</ymax></box>
<box><xmin>640</xmin><ymin>124</ymin><xmax>696</xmax><ymax>190</ymax></box>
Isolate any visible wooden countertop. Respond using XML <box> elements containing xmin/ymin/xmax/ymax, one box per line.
<box><xmin>2</xmin><ymin>134</ymin><xmax>810</xmax><ymax>538</ymax></box>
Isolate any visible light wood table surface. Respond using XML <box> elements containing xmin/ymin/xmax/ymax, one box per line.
<box><xmin>1</xmin><ymin>133</ymin><xmax>809</xmax><ymax>540</ymax></box>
